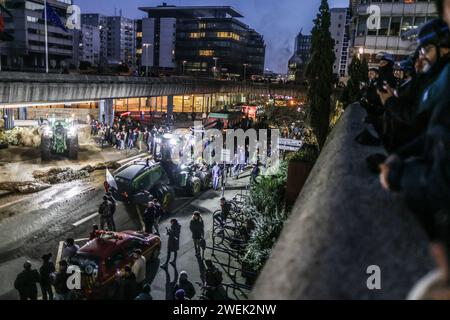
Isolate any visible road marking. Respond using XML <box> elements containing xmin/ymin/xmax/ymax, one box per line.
<box><xmin>135</xmin><ymin>205</ymin><xmax>146</xmax><ymax>232</ymax></box>
<box><xmin>0</xmin><ymin>197</ymin><xmax>27</xmax><ymax>210</ymax></box>
<box><xmin>72</xmin><ymin>211</ymin><xmax>99</xmax><ymax>227</ymax></box>
<box><xmin>55</xmin><ymin>240</ymin><xmax>64</xmax><ymax>272</ymax></box>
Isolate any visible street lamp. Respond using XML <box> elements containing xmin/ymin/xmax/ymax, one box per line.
<box><xmin>182</xmin><ymin>60</ymin><xmax>187</xmax><ymax>75</ymax></box>
<box><xmin>143</xmin><ymin>43</ymin><xmax>152</xmax><ymax>77</ymax></box>
<box><xmin>213</xmin><ymin>57</ymin><xmax>219</xmax><ymax>78</ymax></box>
<box><xmin>243</xmin><ymin>63</ymin><xmax>249</xmax><ymax>82</ymax></box>
<box><xmin>358</xmin><ymin>47</ymin><xmax>364</xmax><ymax>60</ymax></box>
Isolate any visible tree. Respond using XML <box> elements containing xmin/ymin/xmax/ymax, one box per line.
<box><xmin>347</xmin><ymin>55</ymin><xmax>369</xmax><ymax>103</ymax></box>
<box><xmin>305</xmin><ymin>0</ymin><xmax>335</xmax><ymax>149</ymax></box>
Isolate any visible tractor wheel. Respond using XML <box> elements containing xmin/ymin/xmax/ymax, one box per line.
<box><xmin>41</xmin><ymin>136</ymin><xmax>52</xmax><ymax>161</ymax></box>
<box><xmin>198</xmin><ymin>172</ymin><xmax>211</xmax><ymax>190</ymax></box>
<box><xmin>68</xmin><ymin>136</ymin><xmax>79</xmax><ymax>160</ymax></box>
<box><xmin>155</xmin><ymin>185</ymin><xmax>174</xmax><ymax>213</ymax></box>
<box><xmin>188</xmin><ymin>177</ymin><xmax>202</xmax><ymax>196</ymax></box>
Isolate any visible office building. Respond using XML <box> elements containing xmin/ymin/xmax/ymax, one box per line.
<box><xmin>0</xmin><ymin>0</ymin><xmax>74</xmax><ymax>72</ymax></box>
<box><xmin>139</xmin><ymin>3</ymin><xmax>265</xmax><ymax>77</ymax></box>
<box><xmin>331</xmin><ymin>7</ymin><xmax>351</xmax><ymax>79</ymax></box>
<box><xmin>287</xmin><ymin>31</ymin><xmax>312</xmax><ymax>83</ymax></box>
<box><xmin>351</xmin><ymin>0</ymin><xmax>438</xmax><ymax>64</ymax></box>
<box><xmin>81</xmin><ymin>13</ymin><xmax>136</xmax><ymax>67</ymax></box>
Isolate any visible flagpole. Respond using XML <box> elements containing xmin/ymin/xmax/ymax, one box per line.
<box><xmin>44</xmin><ymin>0</ymin><xmax>48</xmax><ymax>73</ymax></box>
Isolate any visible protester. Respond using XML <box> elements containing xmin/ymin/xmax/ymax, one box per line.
<box><xmin>144</xmin><ymin>201</ymin><xmax>156</xmax><ymax>234</ymax></box>
<box><xmin>212</xmin><ymin>162</ymin><xmax>221</xmax><ymax>190</ymax></box>
<box><xmin>117</xmin><ymin>265</ymin><xmax>137</xmax><ymax>300</ymax></box>
<box><xmin>189</xmin><ymin>211</ymin><xmax>205</xmax><ymax>257</ymax></box>
<box><xmin>174</xmin><ymin>271</ymin><xmax>196</xmax><ymax>300</ymax></box>
<box><xmin>135</xmin><ymin>283</ymin><xmax>153</xmax><ymax>300</ymax></box>
<box><xmin>161</xmin><ymin>219</ymin><xmax>181</xmax><ymax>269</ymax></box>
<box><xmin>61</xmin><ymin>238</ymin><xmax>79</xmax><ymax>262</ymax></box>
<box><xmin>106</xmin><ymin>192</ymin><xmax>117</xmax><ymax>231</ymax></box>
<box><xmin>53</xmin><ymin>260</ymin><xmax>70</xmax><ymax>300</ymax></box>
<box><xmin>14</xmin><ymin>261</ymin><xmax>40</xmax><ymax>300</ymax></box>
<box><xmin>99</xmin><ymin>196</ymin><xmax>113</xmax><ymax>231</ymax></box>
<box><xmin>39</xmin><ymin>253</ymin><xmax>55</xmax><ymax>300</ymax></box>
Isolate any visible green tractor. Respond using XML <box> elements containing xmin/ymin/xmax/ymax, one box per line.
<box><xmin>41</xmin><ymin>118</ymin><xmax>79</xmax><ymax>161</ymax></box>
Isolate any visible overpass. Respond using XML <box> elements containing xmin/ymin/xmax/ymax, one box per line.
<box><xmin>0</xmin><ymin>72</ymin><xmax>305</xmax><ymax>106</ymax></box>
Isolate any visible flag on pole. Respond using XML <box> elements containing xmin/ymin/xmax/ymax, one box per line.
<box><xmin>0</xmin><ymin>3</ymin><xmax>13</xmax><ymax>41</ymax></box>
<box><xmin>42</xmin><ymin>2</ymin><xmax>68</xmax><ymax>33</ymax></box>
<box><xmin>106</xmin><ymin>168</ymin><xmax>118</xmax><ymax>191</ymax></box>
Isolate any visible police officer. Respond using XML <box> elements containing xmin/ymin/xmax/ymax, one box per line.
<box><xmin>380</xmin><ymin>18</ymin><xmax>450</xmax><ymax>241</ymax></box>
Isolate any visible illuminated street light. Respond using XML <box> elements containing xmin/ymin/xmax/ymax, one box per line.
<box><xmin>143</xmin><ymin>43</ymin><xmax>153</xmax><ymax>77</ymax></box>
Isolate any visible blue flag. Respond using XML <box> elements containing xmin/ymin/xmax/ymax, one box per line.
<box><xmin>42</xmin><ymin>2</ymin><xmax>68</xmax><ymax>33</ymax></box>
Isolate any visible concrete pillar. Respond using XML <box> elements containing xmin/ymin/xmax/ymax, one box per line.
<box><xmin>18</xmin><ymin>108</ymin><xmax>27</xmax><ymax>120</ymax></box>
<box><xmin>4</xmin><ymin>108</ymin><xmax>15</xmax><ymax>130</ymax></box>
<box><xmin>167</xmin><ymin>95</ymin><xmax>174</xmax><ymax>116</ymax></box>
<box><xmin>99</xmin><ymin>99</ymin><xmax>114</xmax><ymax>126</ymax></box>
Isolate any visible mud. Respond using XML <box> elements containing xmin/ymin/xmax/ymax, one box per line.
<box><xmin>2</xmin><ymin>127</ymin><xmax>41</xmax><ymax>148</ymax></box>
<box><xmin>32</xmin><ymin>161</ymin><xmax>120</xmax><ymax>184</ymax></box>
<box><xmin>0</xmin><ymin>181</ymin><xmax>51</xmax><ymax>194</ymax></box>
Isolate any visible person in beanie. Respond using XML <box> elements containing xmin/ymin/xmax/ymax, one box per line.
<box><xmin>14</xmin><ymin>261</ymin><xmax>40</xmax><ymax>300</ymax></box>
<box><xmin>39</xmin><ymin>253</ymin><xmax>55</xmax><ymax>300</ymax></box>
<box><xmin>174</xmin><ymin>271</ymin><xmax>196</xmax><ymax>300</ymax></box>
<box><xmin>189</xmin><ymin>211</ymin><xmax>204</xmax><ymax>257</ymax></box>
<box><xmin>175</xmin><ymin>288</ymin><xmax>187</xmax><ymax>301</ymax></box>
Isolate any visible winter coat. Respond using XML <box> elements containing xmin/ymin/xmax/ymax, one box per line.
<box><xmin>53</xmin><ymin>270</ymin><xmax>70</xmax><ymax>295</ymax></box>
<box><xmin>39</xmin><ymin>261</ymin><xmax>55</xmax><ymax>286</ymax></box>
<box><xmin>389</xmin><ymin>61</ymin><xmax>450</xmax><ymax>240</ymax></box>
<box><xmin>167</xmin><ymin>223</ymin><xmax>181</xmax><ymax>252</ymax></box>
<box><xmin>144</xmin><ymin>206</ymin><xmax>156</xmax><ymax>225</ymax></box>
<box><xmin>14</xmin><ymin>269</ymin><xmax>40</xmax><ymax>299</ymax></box>
<box><xmin>189</xmin><ymin>218</ymin><xmax>204</xmax><ymax>240</ymax></box>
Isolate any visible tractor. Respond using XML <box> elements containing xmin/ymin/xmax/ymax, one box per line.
<box><xmin>40</xmin><ymin>118</ymin><xmax>79</xmax><ymax>161</ymax></box>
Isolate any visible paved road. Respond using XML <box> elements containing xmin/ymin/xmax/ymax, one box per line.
<box><xmin>0</xmin><ymin>156</ymin><xmax>251</xmax><ymax>300</ymax></box>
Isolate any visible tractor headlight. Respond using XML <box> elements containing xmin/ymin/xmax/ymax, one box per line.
<box><xmin>68</xmin><ymin>126</ymin><xmax>77</xmax><ymax>137</ymax></box>
<box><xmin>44</xmin><ymin>126</ymin><xmax>53</xmax><ymax>137</ymax></box>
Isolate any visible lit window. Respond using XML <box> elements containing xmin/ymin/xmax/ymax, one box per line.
<box><xmin>190</xmin><ymin>32</ymin><xmax>205</xmax><ymax>38</ymax></box>
<box><xmin>199</xmin><ymin>50</ymin><xmax>214</xmax><ymax>56</ymax></box>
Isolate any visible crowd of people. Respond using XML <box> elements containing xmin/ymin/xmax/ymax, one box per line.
<box><xmin>357</xmin><ymin>0</ymin><xmax>450</xmax><ymax>299</ymax></box>
<box><xmin>90</xmin><ymin>114</ymin><xmax>173</xmax><ymax>152</ymax></box>
<box><xmin>14</xmin><ymin>193</ymin><xmax>245</xmax><ymax>300</ymax></box>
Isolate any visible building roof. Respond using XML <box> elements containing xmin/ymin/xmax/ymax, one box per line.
<box><xmin>139</xmin><ymin>5</ymin><xmax>244</xmax><ymax>18</ymax></box>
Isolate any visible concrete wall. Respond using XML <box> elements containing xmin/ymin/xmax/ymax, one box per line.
<box><xmin>251</xmin><ymin>104</ymin><xmax>434</xmax><ymax>300</ymax></box>
<box><xmin>0</xmin><ymin>72</ymin><xmax>305</xmax><ymax>106</ymax></box>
